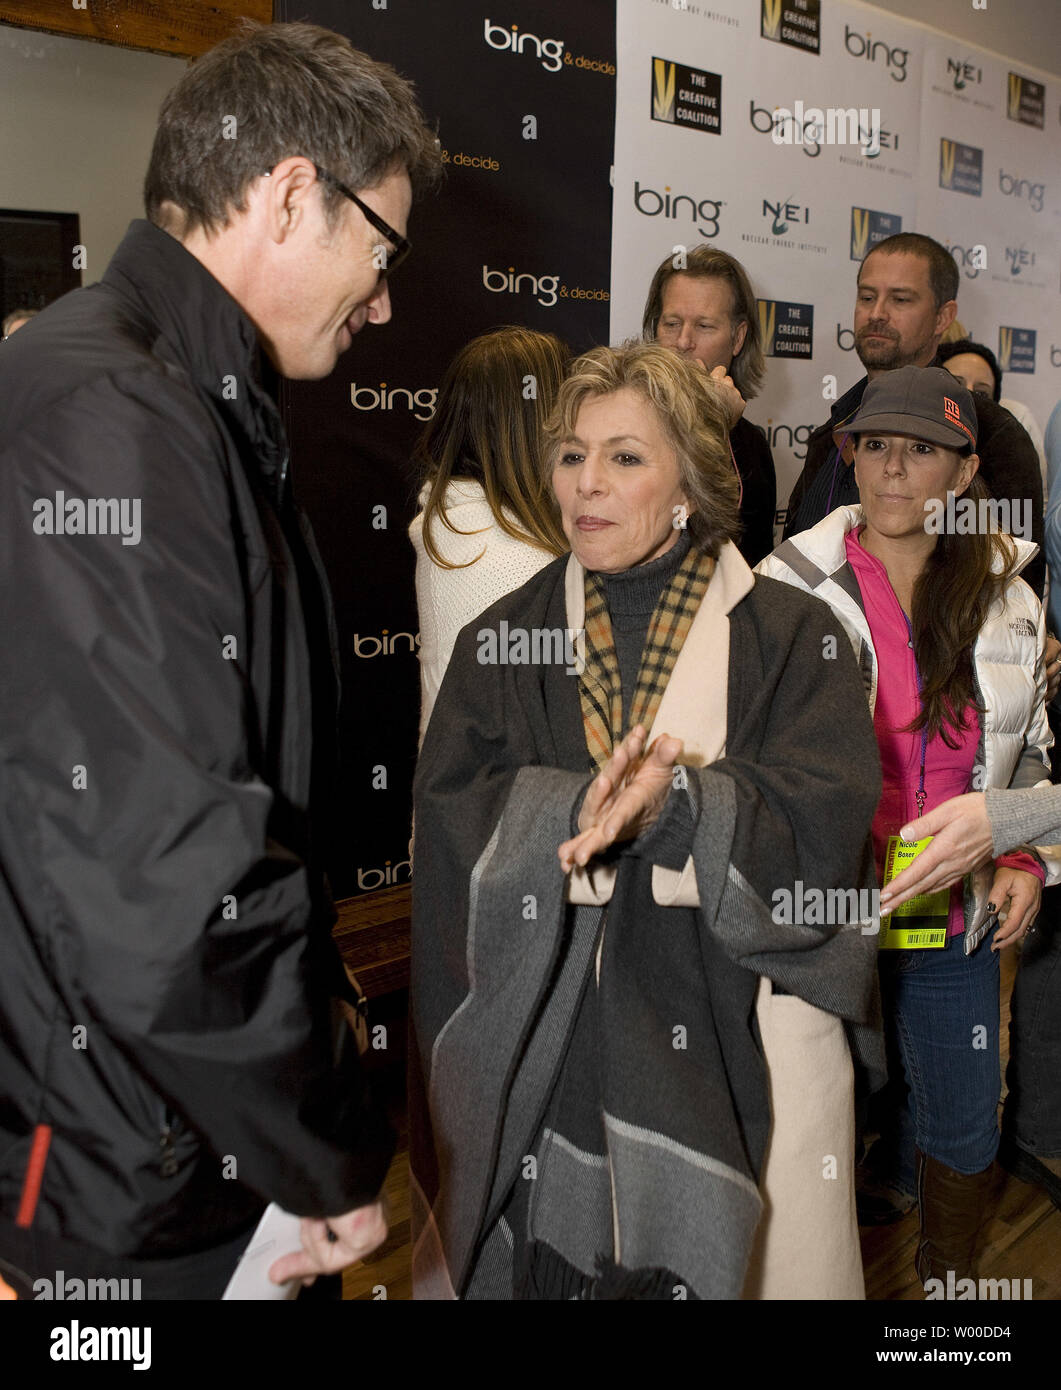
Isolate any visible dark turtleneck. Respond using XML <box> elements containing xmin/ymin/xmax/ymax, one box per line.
<box><xmin>599</xmin><ymin>529</ymin><xmax>692</xmax><ymax>731</ymax></box>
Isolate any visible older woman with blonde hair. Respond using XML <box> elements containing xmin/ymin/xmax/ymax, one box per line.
<box><xmin>409</xmin><ymin>342</ymin><xmax>885</xmax><ymax>1300</ymax></box>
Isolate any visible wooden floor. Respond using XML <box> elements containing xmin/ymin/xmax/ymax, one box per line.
<box><xmin>345</xmin><ymin>947</ymin><xmax>1061</xmax><ymax>1301</ymax></box>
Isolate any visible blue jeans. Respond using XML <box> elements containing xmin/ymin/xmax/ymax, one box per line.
<box><xmin>876</xmin><ymin>926</ymin><xmax>1001</xmax><ymax>1190</ymax></box>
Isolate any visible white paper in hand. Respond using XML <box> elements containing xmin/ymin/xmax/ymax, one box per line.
<box><xmin>222</xmin><ymin>1202</ymin><xmax>304</xmax><ymax>1300</ymax></box>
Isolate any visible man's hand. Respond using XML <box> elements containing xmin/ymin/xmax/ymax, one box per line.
<box><xmin>268</xmin><ymin>1200</ymin><xmax>387</xmax><ymax>1287</ymax></box>
<box><xmin>879</xmin><ymin>794</ymin><xmax>993</xmax><ymax>913</ymax></box>
<box><xmin>707</xmin><ymin>364</ymin><xmax>746</xmax><ymax>429</ymax></box>
<box><xmin>989</xmin><ymin>866</ymin><xmax>1041</xmax><ymax>951</ymax></box>
<box><xmin>558</xmin><ymin>725</ymin><xmax>683</xmax><ymax>872</ymax></box>
<box><xmin>1043</xmin><ymin>633</ymin><xmax>1061</xmax><ymax>704</ymax></box>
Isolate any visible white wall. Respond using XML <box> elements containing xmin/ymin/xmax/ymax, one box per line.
<box><xmin>0</xmin><ymin>26</ymin><xmax>186</xmax><ymax>283</ymax></box>
<box><xmin>864</xmin><ymin>0</ymin><xmax>1061</xmax><ymax>76</ymax></box>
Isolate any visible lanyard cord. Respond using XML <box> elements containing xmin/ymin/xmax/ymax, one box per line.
<box><xmin>901</xmin><ymin>609</ymin><xmax>929</xmax><ymax>816</ymax></box>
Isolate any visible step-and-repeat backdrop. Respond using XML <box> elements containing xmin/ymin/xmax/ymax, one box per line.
<box><xmin>279</xmin><ymin>0</ymin><xmax>615</xmax><ymax>896</ymax></box>
<box><xmin>611</xmin><ymin>0</ymin><xmax>1060</xmax><ymax>526</ymax></box>
<box><xmin>287</xmin><ymin>0</ymin><xmax>1059</xmax><ymax>894</ymax></box>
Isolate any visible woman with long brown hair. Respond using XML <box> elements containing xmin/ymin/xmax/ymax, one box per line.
<box><xmin>409</xmin><ymin>326</ymin><xmax>569</xmax><ymax>739</ymax></box>
<box><xmin>758</xmin><ymin>365</ymin><xmax>1060</xmax><ymax>1293</ymax></box>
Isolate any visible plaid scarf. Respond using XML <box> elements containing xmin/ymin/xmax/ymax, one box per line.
<box><xmin>578</xmin><ymin>542</ymin><xmax>715</xmax><ymax>771</ymax></box>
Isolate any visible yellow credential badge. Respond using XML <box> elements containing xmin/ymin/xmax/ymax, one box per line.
<box><xmin>880</xmin><ymin>836</ymin><xmax>949</xmax><ymax>948</ymax></box>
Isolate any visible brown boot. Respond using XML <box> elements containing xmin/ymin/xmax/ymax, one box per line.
<box><xmin>914</xmin><ymin>1148</ymin><xmax>999</xmax><ymax>1287</ymax></box>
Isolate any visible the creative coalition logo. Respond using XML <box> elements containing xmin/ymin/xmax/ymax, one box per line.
<box><xmin>350</xmin><ymin>382</ymin><xmax>437</xmax><ymax>421</ymax></box>
<box><xmin>760</xmin><ymin>0</ymin><xmax>820</xmax><ymax>55</ymax></box>
<box><xmin>999</xmin><ymin>327</ymin><xmax>1036</xmax><ymax>374</ymax></box>
<box><xmin>757</xmin><ymin>299</ymin><xmax>813</xmax><ymax>359</ymax></box>
<box><xmin>999</xmin><ymin>169</ymin><xmax>1046</xmax><ymax>212</ymax></box>
<box><xmin>633</xmin><ymin>180</ymin><xmax>722</xmax><ymax>239</ymax></box>
<box><xmin>651</xmin><ymin>57</ymin><xmax>721</xmax><ymax>134</ymax></box>
<box><xmin>851</xmin><ymin>208</ymin><xmax>902</xmax><ymax>261</ymax></box>
<box><xmin>1008</xmin><ymin>73</ymin><xmax>1045</xmax><ymax>129</ymax></box>
<box><xmin>483</xmin><ymin>19</ymin><xmax>563</xmax><ymax>72</ymax></box>
<box><xmin>939</xmin><ymin>139</ymin><xmax>983</xmax><ymax>196</ymax></box>
<box><xmin>843</xmin><ymin>24</ymin><xmax>909</xmax><ymax>82</ymax></box>
<box><xmin>749</xmin><ymin>100</ymin><xmax>820</xmax><ymax>157</ymax></box>
<box><xmin>482</xmin><ymin>264</ymin><xmax>559</xmax><ymax>306</ymax></box>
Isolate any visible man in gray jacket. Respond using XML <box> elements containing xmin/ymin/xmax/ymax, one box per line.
<box><xmin>0</xmin><ymin>23</ymin><xmax>439</xmax><ymax>1298</ymax></box>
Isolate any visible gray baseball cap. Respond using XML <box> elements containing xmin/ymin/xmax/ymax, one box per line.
<box><xmin>835</xmin><ymin>365</ymin><xmax>978</xmax><ymax>455</ymax></box>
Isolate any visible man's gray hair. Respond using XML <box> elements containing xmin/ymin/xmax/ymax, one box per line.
<box><xmin>144</xmin><ymin>21</ymin><xmax>441</xmax><ymax>236</ymax></box>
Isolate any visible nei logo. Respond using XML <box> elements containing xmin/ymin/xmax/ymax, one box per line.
<box><xmin>1005</xmin><ymin>247</ymin><xmax>1036</xmax><ymax>276</ymax></box>
<box><xmin>350</xmin><ymin>383</ymin><xmax>437</xmax><ymax>421</ymax></box>
<box><xmin>633</xmin><ymin>180</ymin><xmax>722</xmax><ymax>238</ymax></box>
<box><xmin>482</xmin><ymin>265</ymin><xmax>559</xmax><ymax>306</ymax></box>
<box><xmin>999</xmin><ymin>170</ymin><xmax>1045</xmax><ymax>212</ymax></box>
<box><xmin>844</xmin><ymin>25</ymin><xmax>909</xmax><ymax>82</ymax></box>
<box><xmin>484</xmin><ymin>19</ymin><xmax>563</xmax><ymax>72</ymax></box>
<box><xmin>946</xmin><ymin>57</ymin><xmax>981</xmax><ymax>89</ymax></box>
<box><xmin>763</xmin><ymin>198</ymin><xmax>808</xmax><ymax>235</ymax></box>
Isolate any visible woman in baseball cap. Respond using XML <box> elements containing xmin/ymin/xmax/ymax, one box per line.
<box><xmin>758</xmin><ymin>364</ymin><xmax>1058</xmax><ymax>1292</ymax></box>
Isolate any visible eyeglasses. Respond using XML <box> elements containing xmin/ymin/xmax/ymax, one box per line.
<box><xmin>313</xmin><ymin>165</ymin><xmax>411</xmax><ymax>278</ymax></box>
<box><xmin>261</xmin><ymin>165</ymin><xmax>411</xmax><ymax>278</ymax></box>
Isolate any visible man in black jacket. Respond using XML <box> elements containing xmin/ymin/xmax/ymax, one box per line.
<box><xmin>0</xmin><ymin>23</ymin><xmax>439</xmax><ymax>1299</ymax></box>
<box><xmin>782</xmin><ymin>233</ymin><xmax>1045</xmax><ymax>597</ymax></box>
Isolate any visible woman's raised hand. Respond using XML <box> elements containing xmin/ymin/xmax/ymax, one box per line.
<box><xmin>558</xmin><ymin>725</ymin><xmax>684</xmax><ymax>872</ymax></box>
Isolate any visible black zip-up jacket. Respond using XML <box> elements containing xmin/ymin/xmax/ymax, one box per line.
<box><xmin>0</xmin><ymin>221</ymin><xmax>393</xmax><ymax>1261</ymax></box>
<box><xmin>731</xmin><ymin>417</ymin><xmax>777</xmax><ymax>568</ymax></box>
<box><xmin>781</xmin><ymin>366</ymin><xmax>1045</xmax><ymax>599</ymax></box>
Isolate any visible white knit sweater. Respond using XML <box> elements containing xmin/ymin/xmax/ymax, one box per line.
<box><xmin>409</xmin><ymin>479</ymin><xmax>558</xmax><ymax>742</ymax></box>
